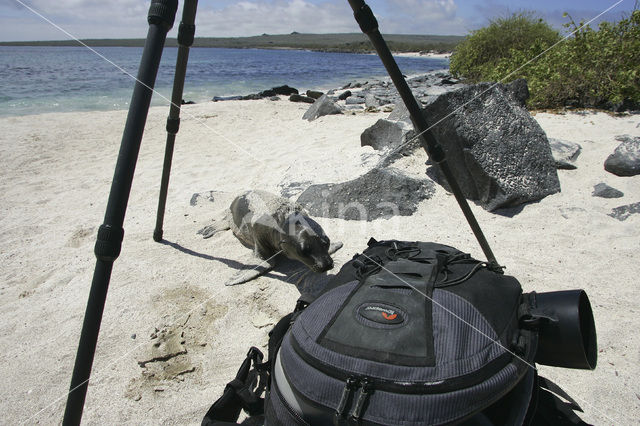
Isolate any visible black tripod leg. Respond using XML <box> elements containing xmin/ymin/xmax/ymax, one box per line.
<box><xmin>62</xmin><ymin>1</ymin><xmax>178</xmax><ymax>424</ymax></box>
<box><xmin>154</xmin><ymin>0</ymin><xmax>199</xmax><ymax>242</ymax></box>
<box><xmin>346</xmin><ymin>0</ymin><xmax>499</xmax><ymax>270</ymax></box>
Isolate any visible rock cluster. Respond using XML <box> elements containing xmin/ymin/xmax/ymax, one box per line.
<box><xmin>213</xmin><ymin>85</ymin><xmax>299</xmax><ymax>102</ymax></box>
<box><xmin>212</xmin><ymin>73</ymin><xmax>638</xmax><ymax>221</ymax></box>
<box><xmin>336</xmin><ymin>72</ymin><xmax>463</xmax><ymax>108</ymax></box>
<box><xmin>363</xmin><ymin>79</ymin><xmax>560</xmax><ymax>212</ymax></box>
<box><xmin>295</xmin><ymin>77</ymin><xmax>565</xmax><ymax>216</ymax></box>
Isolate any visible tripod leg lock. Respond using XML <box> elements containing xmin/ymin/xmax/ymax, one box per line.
<box><xmin>178</xmin><ymin>23</ymin><xmax>196</xmax><ymax>47</ymax></box>
<box><xmin>353</xmin><ymin>3</ymin><xmax>379</xmax><ymax>34</ymax></box>
<box><xmin>147</xmin><ymin>0</ymin><xmax>178</xmax><ymax>31</ymax></box>
<box><xmin>166</xmin><ymin>117</ymin><xmax>180</xmax><ymax>135</ymax></box>
<box><xmin>94</xmin><ymin>224</ymin><xmax>125</xmax><ymax>262</ymax></box>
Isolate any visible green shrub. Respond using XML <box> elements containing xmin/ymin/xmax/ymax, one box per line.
<box><xmin>450</xmin><ymin>10</ymin><xmax>640</xmax><ymax>110</ymax></box>
<box><xmin>450</xmin><ymin>13</ymin><xmax>560</xmax><ymax>82</ymax></box>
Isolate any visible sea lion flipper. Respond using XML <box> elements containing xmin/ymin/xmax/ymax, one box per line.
<box><xmin>328</xmin><ymin>241</ymin><xmax>344</xmax><ymax>255</ymax></box>
<box><xmin>198</xmin><ymin>211</ymin><xmax>231</xmax><ymax>238</ymax></box>
<box><xmin>198</xmin><ymin>222</ymin><xmax>231</xmax><ymax>239</ymax></box>
<box><xmin>224</xmin><ymin>255</ymin><xmax>276</xmax><ymax>286</ymax></box>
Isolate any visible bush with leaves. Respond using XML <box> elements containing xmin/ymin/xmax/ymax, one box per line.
<box><xmin>450</xmin><ymin>13</ymin><xmax>560</xmax><ymax>82</ymax></box>
<box><xmin>450</xmin><ymin>10</ymin><xmax>640</xmax><ymax>110</ymax></box>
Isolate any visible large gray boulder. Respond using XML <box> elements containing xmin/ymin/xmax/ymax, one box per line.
<box><xmin>296</xmin><ymin>167</ymin><xmax>435</xmax><ymax>221</ymax></box>
<box><xmin>302</xmin><ymin>94</ymin><xmax>342</xmax><ymax>121</ymax></box>
<box><xmin>604</xmin><ymin>135</ymin><xmax>640</xmax><ymax>176</ymax></box>
<box><xmin>388</xmin><ymin>101</ymin><xmax>410</xmax><ymax>122</ymax></box>
<box><xmin>421</xmin><ymin>81</ymin><xmax>560</xmax><ymax>211</ymax></box>
<box><xmin>360</xmin><ymin>119</ymin><xmax>413</xmax><ymax>151</ymax></box>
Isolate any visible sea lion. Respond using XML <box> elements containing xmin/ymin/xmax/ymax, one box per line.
<box><xmin>198</xmin><ymin>190</ymin><xmax>342</xmax><ymax>285</ymax></box>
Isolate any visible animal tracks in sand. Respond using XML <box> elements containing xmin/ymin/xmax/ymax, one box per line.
<box><xmin>125</xmin><ymin>285</ymin><xmax>228</xmax><ymax>401</ymax></box>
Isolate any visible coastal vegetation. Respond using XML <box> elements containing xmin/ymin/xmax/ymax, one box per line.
<box><xmin>0</xmin><ymin>32</ymin><xmax>462</xmax><ymax>53</ymax></box>
<box><xmin>450</xmin><ymin>11</ymin><xmax>640</xmax><ymax>110</ymax></box>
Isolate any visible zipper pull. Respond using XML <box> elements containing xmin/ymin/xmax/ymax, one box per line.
<box><xmin>334</xmin><ymin>377</ymin><xmax>358</xmax><ymax>423</ymax></box>
<box><xmin>351</xmin><ymin>377</ymin><xmax>374</xmax><ymax>422</ymax></box>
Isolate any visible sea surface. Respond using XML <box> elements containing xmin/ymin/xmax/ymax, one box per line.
<box><xmin>0</xmin><ymin>46</ymin><xmax>448</xmax><ymax>117</ymax></box>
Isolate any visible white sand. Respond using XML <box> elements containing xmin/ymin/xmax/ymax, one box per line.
<box><xmin>0</xmin><ymin>99</ymin><xmax>638</xmax><ymax>424</ymax></box>
<box><xmin>393</xmin><ymin>51</ymin><xmax>452</xmax><ymax>59</ymax></box>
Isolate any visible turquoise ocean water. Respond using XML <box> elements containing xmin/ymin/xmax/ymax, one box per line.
<box><xmin>0</xmin><ymin>46</ymin><xmax>448</xmax><ymax>117</ymax></box>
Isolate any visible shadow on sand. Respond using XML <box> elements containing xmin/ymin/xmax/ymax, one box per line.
<box><xmin>160</xmin><ymin>240</ymin><xmax>335</xmax><ymax>297</ymax></box>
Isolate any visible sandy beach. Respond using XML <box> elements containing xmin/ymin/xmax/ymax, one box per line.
<box><xmin>0</xmin><ymin>97</ymin><xmax>638</xmax><ymax>424</ymax></box>
<box><xmin>392</xmin><ymin>51</ymin><xmax>452</xmax><ymax>60</ymax></box>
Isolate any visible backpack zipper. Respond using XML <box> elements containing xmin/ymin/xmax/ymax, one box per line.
<box><xmin>334</xmin><ymin>376</ymin><xmax>375</xmax><ymax>424</ymax></box>
<box><xmin>289</xmin><ymin>334</ymin><xmax>512</xmax><ymax>394</ymax></box>
<box><xmin>335</xmin><ymin>376</ymin><xmax>359</xmax><ymax>420</ymax></box>
<box><xmin>350</xmin><ymin>377</ymin><xmax>374</xmax><ymax>421</ymax></box>
<box><xmin>271</xmin><ymin>386</ymin><xmax>310</xmax><ymax>425</ymax></box>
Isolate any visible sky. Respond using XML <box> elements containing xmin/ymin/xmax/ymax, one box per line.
<box><xmin>0</xmin><ymin>0</ymin><xmax>636</xmax><ymax>42</ymax></box>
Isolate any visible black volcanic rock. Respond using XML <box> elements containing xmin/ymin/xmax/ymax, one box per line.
<box><xmin>421</xmin><ymin>81</ymin><xmax>560</xmax><ymax>211</ymax></box>
<box><xmin>592</xmin><ymin>183</ymin><xmax>624</xmax><ymax>198</ymax></box>
<box><xmin>296</xmin><ymin>167</ymin><xmax>435</xmax><ymax>221</ymax></box>
<box><xmin>302</xmin><ymin>94</ymin><xmax>342</xmax><ymax>121</ymax></box>
<box><xmin>549</xmin><ymin>138</ymin><xmax>582</xmax><ymax>170</ymax></box>
<box><xmin>604</xmin><ymin>135</ymin><xmax>640</xmax><ymax>177</ymax></box>
<box><xmin>609</xmin><ymin>201</ymin><xmax>640</xmax><ymax>221</ymax></box>
<box><xmin>289</xmin><ymin>94</ymin><xmax>315</xmax><ymax>103</ymax></box>
<box><xmin>360</xmin><ymin>119</ymin><xmax>412</xmax><ymax>151</ymax></box>
<box><xmin>273</xmin><ymin>85</ymin><xmax>299</xmax><ymax>96</ymax></box>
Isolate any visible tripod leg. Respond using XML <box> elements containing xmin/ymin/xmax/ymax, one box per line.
<box><xmin>62</xmin><ymin>1</ymin><xmax>178</xmax><ymax>424</ymax></box>
<box><xmin>346</xmin><ymin>0</ymin><xmax>499</xmax><ymax>270</ymax></box>
<box><xmin>154</xmin><ymin>0</ymin><xmax>199</xmax><ymax>242</ymax></box>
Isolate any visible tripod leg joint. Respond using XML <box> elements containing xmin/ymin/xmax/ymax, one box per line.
<box><xmin>178</xmin><ymin>23</ymin><xmax>196</xmax><ymax>47</ymax></box>
<box><xmin>94</xmin><ymin>224</ymin><xmax>124</xmax><ymax>262</ymax></box>
<box><xmin>166</xmin><ymin>117</ymin><xmax>180</xmax><ymax>135</ymax></box>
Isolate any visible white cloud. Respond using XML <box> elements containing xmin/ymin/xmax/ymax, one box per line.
<box><xmin>377</xmin><ymin>0</ymin><xmax>468</xmax><ymax>34</ymax></box>
<box><xmin>0</xmin><ymin>0</ymin><xmax>470</xmax><ymax>41</ymax></box>
<box><xmin>1</xmin><ymin>0</ymin><xmax>151</xmax><ymax>40</ymax></box>
<box><xmin>2</xmin><ymin>0</ymin><xmax>635</xmax><ymax>41</ymax></box>
<box><xmin>17</xmin><ymin>0</ymin><xmax>147</xmax><ymax>24</ymax></box>
<box><xmin>195</xmin><ymin>0</ymin><xmax>359</xmax><ymax>37</ymax></box>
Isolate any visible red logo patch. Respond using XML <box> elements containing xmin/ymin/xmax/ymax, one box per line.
<box><xmin>381</xmin><ymin>312</ymin><xmax>397</xmax><ymax>321</ymax></box>
<box><xmin>358</xmin><ymin>303</ymin><xmax>405</xmax><ymax>326</ymax></box>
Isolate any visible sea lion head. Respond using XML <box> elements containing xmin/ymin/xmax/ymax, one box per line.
<box><xmin>280</xmin><ymin>214</ymin><xmax>334</xmax><ymax>273</ymax></box>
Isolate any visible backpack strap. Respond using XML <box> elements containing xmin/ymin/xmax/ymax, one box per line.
<box><xmin>202</xmin><ymin>299</ymin><xmax>310</xmax><ymax>426</ymax></box>
<box><xmin>201</xmin><ymin>347</ymin><xmax>267</xmax><ymax>426</ymax></box>
<box><xmin>529</xmin><ymin>375</ymin><xmax>591</xmax><ymax>425</ymax></box>
<box><xmin>538</xmin><ymin>376</ymin><xmax>583</xmax><ymax>412</ymax></box>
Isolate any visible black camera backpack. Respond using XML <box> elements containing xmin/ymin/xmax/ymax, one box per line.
<box><xmin>203</xmin><ymin>239</ymin><xmax>593</xmax><ymax>426</ymax></box>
